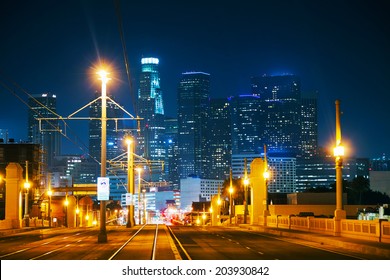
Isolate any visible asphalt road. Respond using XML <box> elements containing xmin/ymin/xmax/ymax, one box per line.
<box><xmin>0</xmin><ymin>225</ymin><xmax>378</xmax><ymax>260</ymax></box>
<box><xmin>170</xmin><ymin>226</ymin><xmax>367</xmax><ymax>260</ymax></box>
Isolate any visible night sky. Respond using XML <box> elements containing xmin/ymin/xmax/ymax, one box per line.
<box><xmin>0</xmin><ymin>0</ymin><xmax>389</xmax><ymax>158</ymax></box>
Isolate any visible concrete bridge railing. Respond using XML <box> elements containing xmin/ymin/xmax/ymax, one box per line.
<box><xmin>264</xmin><ymin>215</ymin><xmax>390</xmax><ymax>243</ymax></box>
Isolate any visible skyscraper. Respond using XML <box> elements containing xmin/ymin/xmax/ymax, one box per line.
<box><xmin>177</xmin><ymin>72</ymin><xmax>210</xmax><ymax>180</ymax></box>
<box><xmin>300</xmin><ymin>92</ymin><xmax>318</xmax><ymax>159</ymax></box>
<box><xmin>27</xmin><ymin>93</ymin><xmax>61</xmax><ymax>170</ymax></box>
<box><xmin>163</xmin><ymin>117</ymin><xmax>179</xmax><ymax>188</ymax></box>
<box><xmin>229</xmin><ymin>94</ymin><xmax>263</xmax><ymax>155</ymax></box>
<box><xmin>251</xmin><ymin>74</ymin><xmax>302</xmax><ymax>156</ymax></box>
<box><xmin>205</xmin><ymin>98</ymin><xmax>232</xmax><ymax>180</ymax></box>
<box><xmin>88</xmin><ymin>91</ymin><xmax>124</xmax><ymax>162</ymax></box>
<box><xmin>137</xmin><ymin>57</ymin><xmax>166</xmax><ymax>181</ymax></box>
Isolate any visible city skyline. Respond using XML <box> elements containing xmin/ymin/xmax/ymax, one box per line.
<box><xmin>1</xmin><ymin>0</ymin><xmax>389</xmax><ymax>159</ymax></box>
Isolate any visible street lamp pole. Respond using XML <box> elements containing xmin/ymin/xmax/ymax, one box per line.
<box><xmin>126</xmin><ymin>138</ymin><xmax>135</xmax><ymax>228</ymax></box>
<box><xmin>47</xmin><ymin>174</ymin><xmax>52</xmax><ymax>227</ymax></box>
<box><xmin>98</xmin><ymin>70</ymin><xmax>110</xmax><ymax>243</ymax></box>
<box><xmin>263</xmin><ymin>145</ymin><xmax>269</xmax><ymax>212</ymax></box>
<box><xmin>24</xmin><ymin>161</ymin><xmax>30</xmax><ymax>226</ymax></box>
<box><xmin>47</xmin><ymin>189</ymin><xmax>52</xmax><ymax>227</ymax></box>
<box><xmin>136</xmin><ymin>167</ymin><xmax>142</xmax><ymax>225</ymax></box>
<box><xmin>229</xmin><ymin>168</ymin><xmax>234</xmax><ymax>225</ymax></box>
<box><xmin>217</xmin><ymin>184</ymin><xmax>221</xmax><ymax>225</ymax></box>
<box><xmin>64</xmin><ymin>195</ymin><xmax>68</xmax><ymax>227</ymax></box>
<box><xmin>142</xmin><ymin>188</ymin><xmax>146</xmax><ymax>224</ymax></box>
<box><xmin>243</xmin><ymin>158</ymin><xmax>249</xmax><ymax>224</ymax></box>
<box><xmin>262</xmin><ymin>145</ymin><xmax>271</xmax><ymax>226</ymax></box>
<box><xmin>334</xmin><ymin>99</ymin><xmax>344</xmax><ymax>212</ymax></box>
<box><xmin>334</xmin><ymin>99</ymin><xmax>346</xmax><ymax>235</ymax></box>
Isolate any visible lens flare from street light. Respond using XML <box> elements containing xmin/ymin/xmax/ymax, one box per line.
<box><xmin>24</xmin><ymin>182</ymin><xmax>30</xmax><ymax>189</ymax></box>
<box><xmin>125</xmin><ymin>137</ymin><xmax>132</xmax><ymax>146</ymax></box>
<box><xmin>47</xmin><ymin>189</ymin><xmax>52</xmax><ymax>196</ymax></box>
<box><xmin>334</xmin><ymin>145</ymin><xmax>345</xmax><ymax>157</ymax></box>
<box><xmin>263</xmin><ymin>170</ymin><xmax>270</xmax><ymax>180</ymax></box>
<box><xmin>97</xmin><ymin>69</ymin><xmax>110</xmax><ymax>84</ymax></box>
<box><xmin>243</xmin><ymin>178</ymin><xmax>249</xmax><ymax>186</ymax></box>
<box><xmin>229</xmin><ymin>187</ymin><xmax>234</xmax><ymax>194</ymax></box>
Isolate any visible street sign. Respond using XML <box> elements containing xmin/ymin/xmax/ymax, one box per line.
<box><xmin>97</xmin><ymin>177</ymin><xmax>110</xmax><ymax>201</ymax></box>
<box><xmin>121</xmin><ymin>193</ymin><xmax>133</xmax><ymax>206</ymax></box>
<box><xmin>125</xmin><ymin>193</ymin><xmax>133</xmax><ymax>205</ymax></box>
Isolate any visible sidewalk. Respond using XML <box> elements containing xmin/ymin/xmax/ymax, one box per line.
<box><xmin>0</xmin><ymin>226</ymin><xmax>64</xmax><ymax>237</ymax></box>
<box><xmin>0</xmin><ymin>227</ymin><xmax>36</xmax><ymax>237</ymax></box>
<box><xmin>238</xmin><ymin>223</ymin><xmax>390</xmax><ymax>259</ymax></box>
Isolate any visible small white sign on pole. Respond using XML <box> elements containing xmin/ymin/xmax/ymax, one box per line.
<box><xmin>125</xmin><ymin>193</ymin><xmax>133</xmax><ymax>206</ymax></box>
<box><xmin>97</xmin><ymin>177</ymin><xmax>110</xmax><ymax>201</ymax></box>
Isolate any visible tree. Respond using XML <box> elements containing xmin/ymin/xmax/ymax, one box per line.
<box><xmin>221</xmin><ymin>177</ymin><xmax>245</xmax><ymax>205</ymax></box>
<box><xmin>349</xmin><ymin>176</ymin><xmax>370</xmax><ymax>204</ymax></box>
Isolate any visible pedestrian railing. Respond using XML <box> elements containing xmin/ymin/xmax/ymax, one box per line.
<box><xmin>264</xmin><ymin>215</ymin><xmax>390</xmax><ymax>243</ymax></box>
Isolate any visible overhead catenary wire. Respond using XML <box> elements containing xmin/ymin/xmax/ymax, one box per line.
<box><xmin>114</xmin><ymin>0</ymin><xmax>137</xmax><ymax>117</ymax></box>
<box><xmin>0</xmin><ymin>71</ymin><xmax>93</xmax><ymax>160</ymax></box>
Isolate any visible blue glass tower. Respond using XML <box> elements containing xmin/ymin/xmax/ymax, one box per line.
<box><xmin>137</xmin><ymin>57</ymin><xmax>165</xmax><ymax>181</ymax></box>
<box><xmin>177</xmin><ymin>72</ymin><xmax>210</xmax><ymax>180</ymax></box>
<box><xmin>251</xmin><ymin>74</ymin><xmax>302</xmax><ymax>156</ymax></box>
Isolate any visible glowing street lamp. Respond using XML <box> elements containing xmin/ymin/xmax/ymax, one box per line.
<box><xmin>243</xmin><ymin>158</ymin><xmax>249</xmax><ymax>224</ymax></box>
<box><xmin>97</xmin><ymin>69</ymin><xmax>111</xmax><ymax>243</ymax></box>
<box><xmin>24</xmin><ymin>181</ymin><xmax>30</xmax><ymax>219</ymax></box>
<box><xmin>229</xmin><ymin>168</ymin><xmax>234</xmax><ymax>225</ymax></box>
<box><xmin>126</xmin><ymin>137</ymin><xmax>135</xmax><ymax>228</ymax></box>
<box><xmin>263</xmin><ymin>145</ymin><xmax>270</xmax><ymax>212</ymax></box>
<box><xmin>217</xmin><ymin>187</ymin><xmax>222</xmax><ymax>225</ymax></box>
<box><xmin>47</xmin><ymin>189</ymin><xmax>52</xmax><ymax>227</ymax></box>
<box><xmin>64</xmin><ymin>196</ymin><xmax>69</xmax><ymax>227</ymax></box>
<box><xmin>24</xmin><ymin>161</ymin><xmax>30</xmax><ymax>226</ymax></box>
<box><xmin>334</xmin><ymin>99</ymin><xmax>346</xmax><ymax>231</ymax></box>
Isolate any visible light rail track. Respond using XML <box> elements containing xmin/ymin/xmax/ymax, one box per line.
<box><xmin>109</xmin><ymin>224</ymin><xmax>160</xmax><ymax>260</ymax></box>
<box><xmin>0</xmin><ymin>224</ymin><xmax>190</xmax><ymax>260</ymax></box>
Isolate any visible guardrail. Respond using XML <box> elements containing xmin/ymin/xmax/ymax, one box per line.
<box><xmin>382</xmin><ymin>221</ymin><xmax>390</xmax><ymax>243</ymax></box>
<box><xmin>267</xmin><ymin>215</ymin><xmax>334</xmax><ymax>232</ymax></box>
<box><xmin>265</xmin><ymin>215</ymin><xmax>390</xmax><ymax>243</ymax></box>
<box><xmin>340</xmin><ymin>219</ymin><xmax>390</xmax><ymax>243</ymax></box>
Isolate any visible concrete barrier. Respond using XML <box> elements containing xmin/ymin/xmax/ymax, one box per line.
<box><xmin>262</xmin><ymin>215</ymin><xmax>389</xmax><ymax>243</ymax></box>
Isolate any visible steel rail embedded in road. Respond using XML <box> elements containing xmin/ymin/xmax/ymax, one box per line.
<box><xmin>166</xmin><ymin>225</ymin><xmax>192</xmax><ymax>260</ymax></box>
<box><xmin>108</xmin><ymin>224</ymin><xmax>160</xmax><ymax>260</ymax></box>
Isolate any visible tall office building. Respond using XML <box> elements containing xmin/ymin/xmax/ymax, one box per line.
<box><xmin>296</xmin><ymin>156</ymin><xmax>369</xmax><ymax>191</ymax></box>
<box><xmin>137</xmin><ymin>57</ymin><xmax>166</xmax><ymax>181</ymax></box>
<box><xmin>205</xmin><ymin>98</ymin><xmax>232</xmax><ymax>180</ymax></box>
<box><xmin>229</xmin><ymin>94</ymin><xmax>263</xmax><ymax>155</ymax></box>
<box><xmin>251</xmin><ymin>74</ymin><xmax>302</xmax><ymax>156</ymax></box>
<box><xmin>88</xmin><ymin>91</ymin><xmax>124</xmax><ymax>163</ymax></box>
<box><xmin>177</xmin><ymin>72</ymin><xmax>210</xmax><ymax>180</ymax></box>
<box><xmin>27</xmin><ymin>93</ymin><xmax>61</xmax><ymax>170</ymax></box>
<box><xmin>163</xmin><ymin>117</ymin><xmax>179</xmax><ymax>188</ymax></box>
<box><xmin>300</xmin><ymin>92</ymin><xmax>318</xmax><ymax>159</ymax></box>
